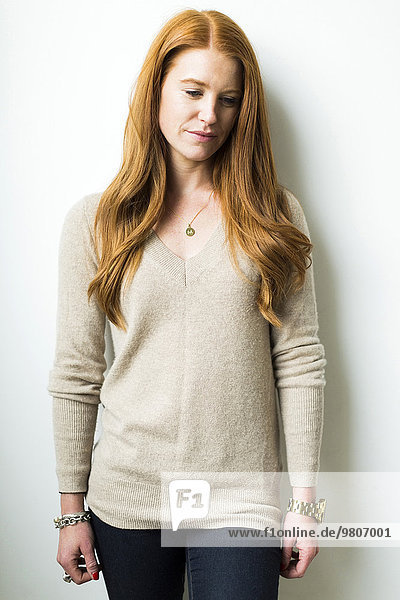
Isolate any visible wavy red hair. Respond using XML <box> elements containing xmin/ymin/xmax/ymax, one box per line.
<box><xmin>87</xmin><ymin>9</ymin><xmax>313</xmax><ymax>331</ymax></box>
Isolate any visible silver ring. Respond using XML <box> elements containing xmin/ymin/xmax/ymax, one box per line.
<box><xmin>63</xmin><ymin>571</ymin><xmax>72</xmax><ymax>583</ymax></box>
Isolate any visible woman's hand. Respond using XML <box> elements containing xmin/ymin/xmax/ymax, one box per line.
<box><xmin>279</xmin><ymin>510</ymin><xmax>320</xmax><ymax>578</ymax></box>
<box><xmin>56</xmin><ymin>520</ymin><xmax>101</xmax><ymax>585</ymax></box>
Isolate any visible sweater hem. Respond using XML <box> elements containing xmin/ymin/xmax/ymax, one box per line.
<box><xmin>85</xmin><ymin>473</ymin><xmax>283</xmax><ymax>532</ymax></box>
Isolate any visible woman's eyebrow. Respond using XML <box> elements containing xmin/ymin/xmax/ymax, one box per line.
<box><xmin>179</xmin><ymin>78</ymin><xmax>242</xmax><ymax>94</ymax></box>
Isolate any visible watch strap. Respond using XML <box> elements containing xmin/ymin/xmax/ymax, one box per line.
<box><xmin>287</xmin><ymin>498</ymin><xmax>326</xmax><ymax>523</ymax></box>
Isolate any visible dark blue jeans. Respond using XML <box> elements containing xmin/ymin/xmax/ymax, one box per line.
<box><xmin>88</xmin><ymin>507</ymin><xmax>282</xmax><ymax>599</ymax></box>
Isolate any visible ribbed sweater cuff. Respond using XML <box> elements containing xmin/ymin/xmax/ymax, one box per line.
<box><xmin>278</xmin><ymin>386</ymin><xmax>325</xmax><ymax>487</ymax></box>
<box><xmin>52</xmin><ymin>397</ymin><xmax>99</xmax><ymax>493</ymax></box>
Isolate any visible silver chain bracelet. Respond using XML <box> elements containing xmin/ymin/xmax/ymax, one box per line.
<box><xmin>54</xmin><ymin>510</ymin><xmax>91</xmax><ymax>529</ymax></box>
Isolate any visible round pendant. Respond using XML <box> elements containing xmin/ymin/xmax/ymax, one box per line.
<box><xmin>186</xmin><ymin>226</ymin><xmax>195</xmax><ymax>236</ymax></box>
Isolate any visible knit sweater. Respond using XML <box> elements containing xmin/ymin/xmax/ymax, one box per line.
<box><xmin>47</xmin><ymin>189</ymin><xmax>327</xmax><ymax>531</ymax></box>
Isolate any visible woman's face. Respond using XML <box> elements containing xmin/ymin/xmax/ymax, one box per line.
<box><xmin>158</xmin><ymin>47</ymin><xmax>243</xmax><ymax>167</ymax></box>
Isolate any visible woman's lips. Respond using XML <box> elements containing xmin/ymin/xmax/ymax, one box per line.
<box><xmin>186</xmin><ymin>131</ymin><xmax>217</xmax><ymax>142</ymax></box>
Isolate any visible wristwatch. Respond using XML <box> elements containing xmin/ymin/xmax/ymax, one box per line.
<box><xmin>287</xmin><ymin>498</ymin><xmax>326</xmax><ymax>523</ymax></box>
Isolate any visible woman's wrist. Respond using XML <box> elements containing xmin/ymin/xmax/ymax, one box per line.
<box><xmin>291</xmin><ymin>486</ymin><xmax>317</xmax><ymax>502</ymax></box>
<box><xmin>60</xmin><ymin>492</ymin><xmax>85</xmax><ymax>514</ymax></box>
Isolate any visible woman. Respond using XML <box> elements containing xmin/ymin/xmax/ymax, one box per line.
<box><xmin>48</xmin><ymin>8</ymin><xmax>327</xmax><ymax>599</ymax></box>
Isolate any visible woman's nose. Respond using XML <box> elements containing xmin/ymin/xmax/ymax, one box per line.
<box><xmin>198</xmin><ymin>97</ymin><xmax>218</xmax><ymax>124</ymax></box>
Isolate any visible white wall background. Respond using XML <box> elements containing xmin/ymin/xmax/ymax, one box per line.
<box><xmin>1</xmin><ymin>0</ymin><xmax>399</xmax><ymax>598</ymax></box>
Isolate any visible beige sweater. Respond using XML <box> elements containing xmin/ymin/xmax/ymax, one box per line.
<box><xmin>47</xmin><ymin>189</ymin><xmax>327</xmax><ymax>530</ymax></box>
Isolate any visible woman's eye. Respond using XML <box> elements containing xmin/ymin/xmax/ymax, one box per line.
<box><xmin>222</xmin><ymin>97</ymin><xmax>237</xmax><ymax>106</ymax></box>
<box><xmin>185</xmin><ymin>91</ymin><xmax>238</xmax><ymax>106</ymax></box>
<box><xmin>185</xmin><ymin>90</ymin><xmax>202</xmax><ymax>97</ymax></box>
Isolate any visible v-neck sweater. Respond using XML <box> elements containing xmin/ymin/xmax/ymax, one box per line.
<box><xmin>47</xmin><ymin>190</ymin><xmax>327</xmax><ymax>531</ymax></box>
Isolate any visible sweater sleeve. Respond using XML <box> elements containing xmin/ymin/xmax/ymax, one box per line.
<box><xmin>270</xmin><ymin>190</ymin><xmax>327</xmax><ymax>487</ymax></box>
<box><xmin>47</xmin><ymin>194</ymin><xmax>107</xmax><ymax>493</ymax></box>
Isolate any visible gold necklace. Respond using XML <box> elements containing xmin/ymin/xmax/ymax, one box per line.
<box><xmin>166</xmin><ymin>190</ymin><xmax>215</xmax><ymax>236</ymax></box>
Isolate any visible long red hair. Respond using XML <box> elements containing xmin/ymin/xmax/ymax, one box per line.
<box><xmin>87</xmin><ymin>8</ymin><xmax>313</xmax><ymax>332</ymax></box>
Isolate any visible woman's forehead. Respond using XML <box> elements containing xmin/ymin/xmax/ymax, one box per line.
<box><xmin>168</xmin><ymin>48</ymin><xmax>243</xmax><ymax>87</ymax></box>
